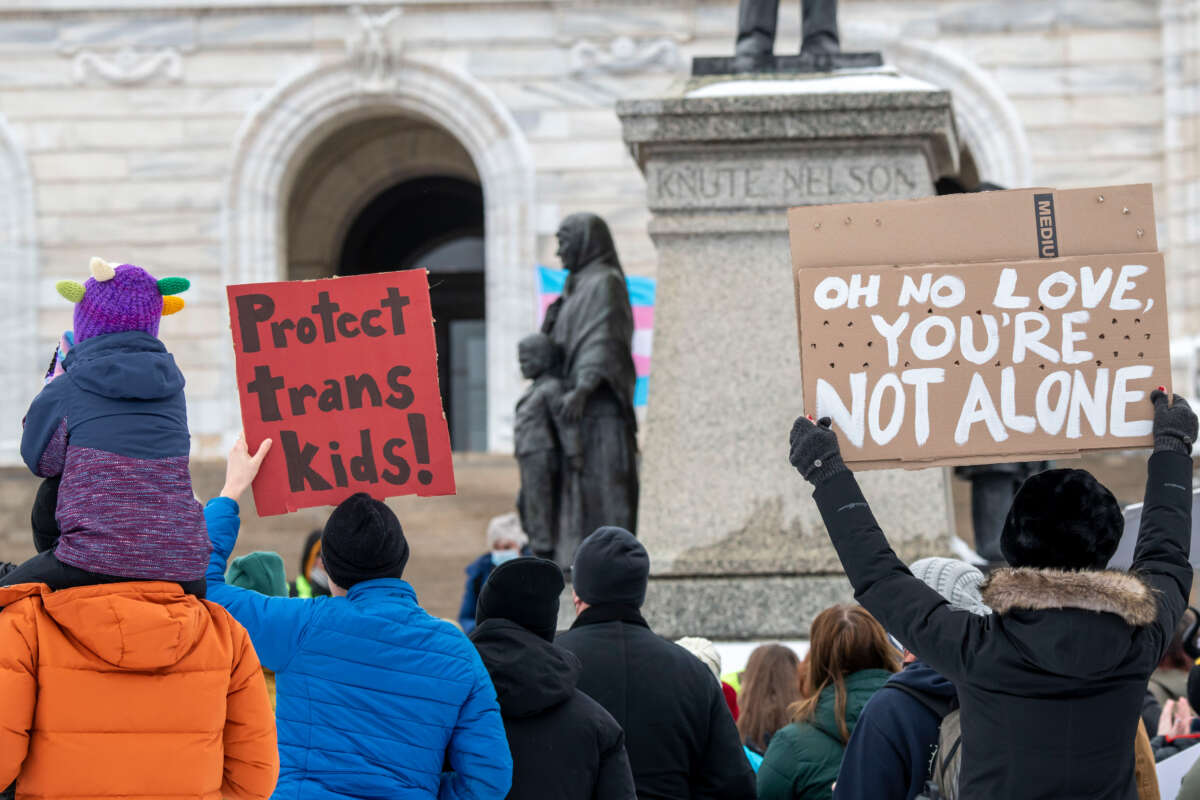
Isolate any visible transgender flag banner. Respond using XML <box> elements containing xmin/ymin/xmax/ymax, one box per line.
<box><xmin>536</xmin><ymin>265</ymin><xmax>655</xmax><ymax>407</ymax></box>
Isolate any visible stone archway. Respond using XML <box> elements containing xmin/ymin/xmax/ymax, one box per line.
<box><xmin>0</xmin><ymin>114</ymin><xmax>38</xmax><ymax>465</ymax></box>
<box><xmin>225</xmin><ymin>57</ymin><xmax>536</xmax><ymax>452</ymax></box>
<box><xmin>847</xmin><ymin>25</ymin><xmax>1035</xmax><ymax>188</ymax></box>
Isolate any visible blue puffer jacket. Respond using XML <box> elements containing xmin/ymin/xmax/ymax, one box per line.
<box><xmin>204</xmin><ymin>497</ymin><xmax>512</xmax><ymax>800</ymax></box>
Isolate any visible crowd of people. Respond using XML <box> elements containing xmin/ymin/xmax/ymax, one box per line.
<box><xmin>1</xmin><ymin>256</ymin><xmax>1199</xmax><ymax>800</ymax></box>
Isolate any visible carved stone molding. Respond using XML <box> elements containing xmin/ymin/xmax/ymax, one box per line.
<box><xmin>569</xmin><ymin>36</ymin><xmax>682</xmax><ymax>76</ymax></box>
<box><xmin>225</xmin><ymin>57</ymin><xmax>537</xmax><ymax>452</ymax></box>
<box><xmin>65</xmin><ymin>46</ymin><xmax>191</xmax><ymax>86</ymax></box>
<box><xmin>345</xmin><ymin>5</ymin><xmax>403</xmax><ymax>92</ymax></box>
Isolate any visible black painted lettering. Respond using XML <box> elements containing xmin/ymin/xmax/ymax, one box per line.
<box><xmin>336</xmin><ymin>312</ymin><xmax>361</xmax><ymax>339</ymax></box>
<box><xmin>386</xmin><ymin>365</ymin><xmax>415</xmax><ymax>410</ymax></box>
<box><xmin>234</xmin><ymin>294</ymin><xmax>275</xmax><ymax>354</ymax></box>
<box><xmin>295</xmin><ymin>317</ymin><xmax>318</xmax><ymax>344</ymax></box>
<box><xmin>280</xmin><ymin>430</ymin><xmax>332</xmax><ymax>491</ymax></box>
<box><xmin>288</xmin><ymin>383</ymin><xmax>317</xmax><ymax>416</ymax></box>
<box><xmin>310</xmin><ymin>291</ymin><xmax>341</xmax><ymax>344</ymax></box>
<box><xmin>246</xmin><ymin>365</ymin><xmax>285</xmax><ymax>423</ymax></box>
<box><xmin>361</xmin><ymin>309</ymin><xmax>386</xmax><ymax>337</ymax></box>
<box><xmin>270</xmin><ymin>318</ymin><xmax>294</xmax><ymax>349</ymax></box>
<box><xmin>350</xmin><ymin>429</ymin><xmax>379</xmax><ymax>482</ymax></box>
<box><xmin>380</xmin><ymin>288</ymin><xmax>411</xmax><ymax>335</ymax></box>
<box><xmin>317</xmin><ymin>379</ymin><xmax>344</xmax><ymax>412</ymax></box>
<box><xmin>329</xmin><ymin>440</ymin><xmax>348</xmax><ymax>488</ymax></box>
<box><xmin>382</xmin><ymin>437</ymin><xmax>411</xmax><ymax>485</ymax></box>
<box><xmin>345</xmin><ymin>373</ymin><xmax>383</xmax><ymax>409</ymax></box>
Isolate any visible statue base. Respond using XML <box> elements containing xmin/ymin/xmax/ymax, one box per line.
<box><xmin>616</xmin><ymin>71</ymin><xmax>961</xmax><ymax>640</ymax></box>
<box><xmin>692</xmin><ymin>51</ymin><xmax>883</xmax><ymax>76</ymax></box>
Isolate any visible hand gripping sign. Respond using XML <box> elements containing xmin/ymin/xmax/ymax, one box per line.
<box><xmin>788</xmin><ymin>184</ymin><xmax>1170</xmax><ymax>469</ymax></box>
<box><xmin>227</xmin><ymin>270</ymin><xmax>455</xmax><ymax>515</ymax></box>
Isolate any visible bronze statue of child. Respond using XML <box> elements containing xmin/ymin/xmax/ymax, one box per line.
<box><xmin>514</xmin><ymin>333</ymin><xmax>579</xmax><ymax>563</ymax></box>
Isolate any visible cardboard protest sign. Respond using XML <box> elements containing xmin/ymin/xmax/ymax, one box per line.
<box><xmin>788</xmin><ymin>184</ymin><xmax>1170</xmax><ymax>469</ymax></box>
<box><xmin>227</xmin><ymin>270</ymin><xmax>455</xmax><ymax>515</ymax></box>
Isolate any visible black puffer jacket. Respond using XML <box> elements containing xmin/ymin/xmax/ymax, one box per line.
<box><xmin>812</xmin><ymin>451</ymin><xmax>1193</xmax><ymax>800</ymax></box>
<box><xmin>556</xmin><ymin>604</ymin><xmax>756</xmax><ymax>800</ymax></box>
<box><xmin>471</xmin><ymin>618</ymin><xmax>635</xmax><ymax>800</ymax></box>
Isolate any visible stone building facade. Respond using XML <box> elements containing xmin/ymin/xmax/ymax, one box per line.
<box><xmin>0</xmin><ymin>0</ymin><xmax>1194</xmax><ymax>463</ymax></box>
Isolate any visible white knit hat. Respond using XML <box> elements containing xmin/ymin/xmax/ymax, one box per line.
<box><xmin>676</xmin><ymin>636</ymin><xmax>721</xmax><ymax>682</ymax></box>
<box><xmin>908</xmin><ymin>557</ymin><xmax>991</xmax><ymax>616</ymax></box>
<box><xmin>486</xmin><ymin>512</ymin><xmax>528</xmax><ymax>549</ymax></box>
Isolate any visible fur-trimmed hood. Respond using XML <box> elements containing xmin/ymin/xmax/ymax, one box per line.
<box><xmin>981</xmin><ymin>568</ymin><xmax>1158</xmax><ymax>627</ymax></box>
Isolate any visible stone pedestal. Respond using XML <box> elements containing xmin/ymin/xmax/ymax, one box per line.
<box><xmin>617</xmin><ymin>71</ymin><xmax>961</xmax><ymax>640</ymax></box>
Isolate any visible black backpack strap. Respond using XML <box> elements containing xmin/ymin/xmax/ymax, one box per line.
<box><xmin>883</xmin><ymin>682</ymin><xmax>956</xmax><ymax>720</ymax></box>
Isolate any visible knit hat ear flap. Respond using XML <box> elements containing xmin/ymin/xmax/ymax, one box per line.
<box><xmin>56</xmin><ymin>281</ymin><xmax>85</xmax><ymax>303</ymax></box>
<box><xmin>162</xmin><ymin>296</ymin><xmax>185</xmax><ymax>316</ymax></box>
<box><xmin>89</xmin><ymin>257</ymin><xmax>116</xmax><ymax>282</ymax></box>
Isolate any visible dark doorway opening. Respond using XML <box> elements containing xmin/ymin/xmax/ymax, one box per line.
<box><xmin>339</xmin><ymin>176</ymin><xmax>487</xmax><ymax>451</ymax></box>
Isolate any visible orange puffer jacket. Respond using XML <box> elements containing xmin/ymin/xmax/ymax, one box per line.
<box><xmin>0</xmin><ymin>581</ymin><xmax>279</xmax><ymax>799</ymax></box>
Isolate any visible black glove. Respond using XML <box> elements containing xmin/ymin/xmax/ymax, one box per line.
<box><xmin>789</xmin><ymin>415</ymin><xmax>848</xmax><ymax>486</ymax></box>
<box><xmin>1151</xmin><ymin>389</ymin><xmax>1198</xmax><ymax>456</ymax></box>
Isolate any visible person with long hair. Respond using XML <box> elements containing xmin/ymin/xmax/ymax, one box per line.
<box><xmin>757</xmin><ymin>605</ymin><xmax>899</xmax><ymax>800</ymax></box>
<box><xmin>739</xmin><ymin>644</ymin><xmax>803</xmax><ymax>756</ymax></box>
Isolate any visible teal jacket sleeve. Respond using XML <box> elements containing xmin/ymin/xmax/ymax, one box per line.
<box><xmin>439</xmin><ymin>657</ymin><xmax>512</xmax><ymax>800</ymax></box>
<box><xmin>204</xmin><ymin>497</ymin><xmax>314</xmax><ymax>672</ymax></box>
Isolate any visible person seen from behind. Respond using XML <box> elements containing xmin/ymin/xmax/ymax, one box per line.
<box><xmin>204</xmin><ymin>434</ymin><xmax>511</xmax><ymax>800</ymax></box>
<box><xmin>226</xmin><ymin>549</ymin><xmax>289</xmax><ymax>709</ymax></box>
<box><xmin>289</xmin><ymin>531</ymin><xmax>329</xmax><ymax>598</ymax></box>
<box><xmin>833</xmin><ymin>557</ymin><xmax>990</xmax><ymax>800</ymax></box>
<box><xmin>470</xmin><ymin>555</ymin><xmax>636</xmax><ymax>799</ymax></box>
<box><xmin>788</xmin><ymin>389</ymin><xmax>1197</xmax><ymax>800</ymax></box>
<box><xmin>756</xmin><ymin>604</ymin><xmax>899</xmax><ymax>800</ymax></box>
<box><xmin>458</xmin><ymin>512</ymin><xmax>529</xmax><ymax>633</ymax></box>
<box><xmin>738</xmin><ymin>644</ymin><xmax>803</xmax><ymax>760</ymax></box>
<box><xmin>0</xmin><ymin>508</ymin><xmax>279</xmax><ymax>798</ymax></box>
<box><xmin>556</xmin><ymin>526</ymin><xmax>757</xmax><ymax>799</ymax></box>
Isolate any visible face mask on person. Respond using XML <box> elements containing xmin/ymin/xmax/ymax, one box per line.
<box><xmin>309</xmin><ymin>565</ymin><xmax>330</xmax><ymax>591</ymax></box>
<box><xmin>491</xmin><ymin>549</ymin><xmax>520</xmax><ymax>567</ymax></box>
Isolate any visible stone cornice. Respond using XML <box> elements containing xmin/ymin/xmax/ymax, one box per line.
<box><xmin>0</xmin><ymin>0</ymin><xmax>551</xmax><ymax>14</ymax></box>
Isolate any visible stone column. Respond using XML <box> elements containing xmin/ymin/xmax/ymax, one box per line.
<box><xmin>617</xmin><ymin>72</ymin><xmax>961</xmax><ymax>639</ymax></box>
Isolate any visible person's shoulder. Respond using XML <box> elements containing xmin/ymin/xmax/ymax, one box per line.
<box><xmin>567</xmin><ymin>686</ymin><xmax>624</xmax><ymax>734</ymax></box>
<box><xmin>466</xmin><ymin>553</ymin><xmax>493</xmax><ymax>577</ymax></box>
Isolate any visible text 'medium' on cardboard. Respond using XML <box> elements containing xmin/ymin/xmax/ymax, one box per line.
<box><xmin>227</xmin><ymin>269</ymin><xmax>455</xmax><ymax>515</ymax></box>
<box><xmin>787</xmin><ymin>184</ymin><xmax>1168</xmax><ymax>469</ymax></box>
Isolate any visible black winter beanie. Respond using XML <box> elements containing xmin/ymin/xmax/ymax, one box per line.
<box><xmin>320</xmin><ymin>493</ymin><xmax>409</xmax><ymax>589</ymax></box>
<box><xmin>1000</xmin><ymin>468</ymin><xmax>1123</xmax><ymax>570</ymax></box>
<box><xmin>572</xmin><ymin>526</ymin><xmax>649</xmax><ymax>607</ymax></box>
<box><xmin>31</xmin><ymin>476</ymin><xmax>61</xmax><ymax>554</ymax></box>
<box><xmin>476</xmin><ymin>557</ymin><xmax>564</xmax><ymax>641</ymax></box>
<box><xmin>1188</xmin><ymin>664</ymin><xmax>1200</xmax><ymax>713</ymax></box>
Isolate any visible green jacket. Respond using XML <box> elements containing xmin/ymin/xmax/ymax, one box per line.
<box><xmin>756</xmin><ymin>668</ymin><xmax>892</xmax><ymax>800</ymax></box>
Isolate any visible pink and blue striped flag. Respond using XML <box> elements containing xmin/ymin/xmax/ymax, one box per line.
<box><xmin>537</xmin><ymin>265</ymin><xmax>655</xmax><ymax>407</ymax></box>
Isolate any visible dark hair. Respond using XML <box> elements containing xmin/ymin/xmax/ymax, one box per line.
<box><xmin>737</xmin><ymin>644</ymin><xmax>802</xmax><ymax>754</ymax></box>
<box><xmin>299</xmin><ymin>529</ymin><xmax>322</xmax><ymax>579</ymax></box>
<box><xmin>790</xmin><ymin>605</ymin><xmax>900</xmax><ymax>743</ymax></box>
<box><xmin>1161</xmin><ymin>609</ymin><xmax>1198</xmax><ymax>671</ymax></box>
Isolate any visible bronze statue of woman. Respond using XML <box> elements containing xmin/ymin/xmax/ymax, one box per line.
<box><xmin>541</xmin><ymin>212</ymin><xmax>640</xmax><ymax>564</ymax></box>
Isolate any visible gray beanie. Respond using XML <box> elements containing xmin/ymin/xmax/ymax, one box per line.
<box><xmin>909</xmin><ymin>557</ymin><xmax>991</xmax><ymax>616</ymax></box>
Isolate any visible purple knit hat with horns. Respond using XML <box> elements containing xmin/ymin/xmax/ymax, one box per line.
<box><xmin>57</xmin><ymin>258</ymin><xmax>188</xmax><ymax>343</ymax></box>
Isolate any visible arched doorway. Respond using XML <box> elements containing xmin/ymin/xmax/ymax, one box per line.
<box><xmin>340</xmin><ymin>176</ymin><xmax>488</xmax><ymax>451</ymax></box>
<box><xmin>224</xmin><ymin>57</ymin><xmax>536</xmax><ymax>453</ymax></box>
<box><xmin>284</xmin><ymin>115</ymin><xmax>489</xmax><ymax>450</ymax></box>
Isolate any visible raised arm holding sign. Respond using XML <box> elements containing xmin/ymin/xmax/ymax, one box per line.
<box><xmin>227</xmin><ymin>270</ymin><xmax>455</xmax><ymax>516</ymax></box>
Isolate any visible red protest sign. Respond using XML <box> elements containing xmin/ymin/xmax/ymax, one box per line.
<box><xmin>227</xmin><ymin>270</ymin><xmax>455</xmax><ymax>516</ymax></box>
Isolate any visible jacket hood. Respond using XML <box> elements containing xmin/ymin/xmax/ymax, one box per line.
<box><xmin>64</xmin><ymin>330</ymin><xmax>184</xmax><ymax>400</ymax></box>
<box><xmin>889</xmin><ymin>659</ymin><xmax>956</xmax><ymax>700</ymax></box>
<box><xmin>982</xmin><ymin>568</ymin><xmax>1157</xmax><ymax>626</ymax></box>
<box><xmin>0</xmin><ymin>581</ymin><xmax>210</xmax><ymax>670</ymax></box>
<box><xmin>981</xmin><ymin>567</ymin><xmax>1158</xmax><ymax>677</ymax></box>
<box><xmin>471</xmin><ymin>618</ymin><xmax>580</xmax><ymax>718</ymax></box>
